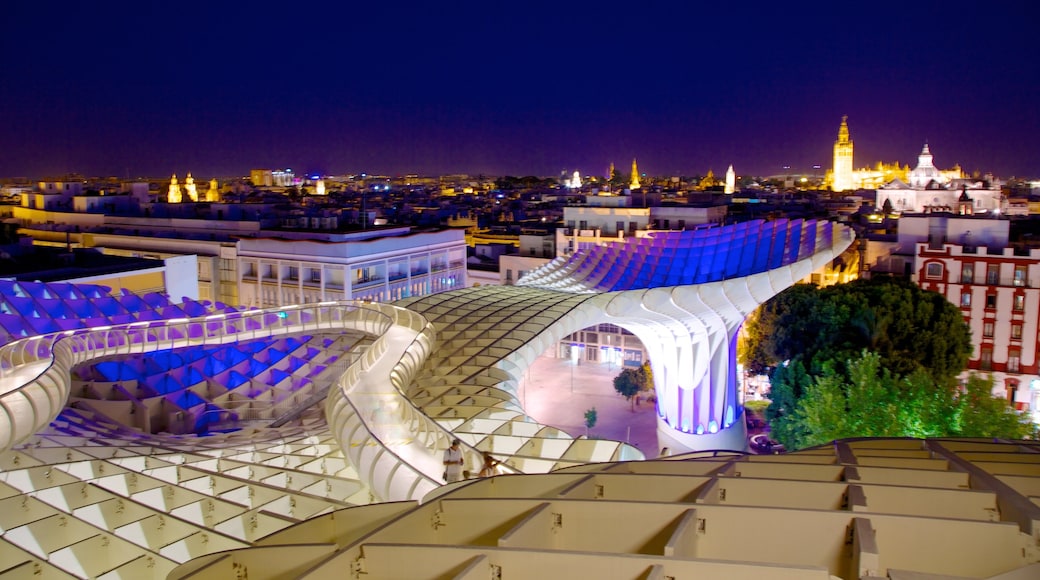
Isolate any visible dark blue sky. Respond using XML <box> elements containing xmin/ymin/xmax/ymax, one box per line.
<box><xmin>1</xmin><ymin>1</ymin><xmax>1036</xmax><ymax>179</ymax></box>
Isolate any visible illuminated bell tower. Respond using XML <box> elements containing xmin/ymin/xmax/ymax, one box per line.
<box><xmin>168</xmin><ymin>174</ymin><xmax>182</xmax><ymax>203</ymax></box>
<box><xmin>608</xmin><ymin>162</ymin><xmax>616</xmax><ymax>182</ymax></box>
<box><xmin>725</xmin><ymin>164</ymin><xmax>735</xmax><ymax>194</ymax></box>
<box><xmin>832</xmin><ymin>116</ymin><xmax>854</xmax><ymax>192</ymax></box>
<box><xmin>630</xmin><ymin>158</ymin><xmax>641</xmax><ymax>190</ymax></box>
<box><xmin>206</xmin><ymin>178</ymin><xmax>220</xmax><ymax>202</ymax></box>
<box><xmin>184</xmin><ymin>173</ymin><xmax>198</xmax><ymax>202</ymax></box>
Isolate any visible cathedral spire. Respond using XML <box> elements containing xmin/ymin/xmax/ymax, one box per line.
<box><xmin>168</xmin><ymin>174</ymin><xmax>182</xmax><ymax>203</ymax></box>
<box><xmin>630</xmin><ymin>158</ymin><xmax>641</xmax><ymax>190</ymax></box>
<box><xmin>831</xmin><ymin>116</ymin><xmax>854</xmax><ymax>192</ymax></box>
<box><xmin>837</xmin><ymin>115</ymin><xmax>850</xmax><ymax>144</ymax></box>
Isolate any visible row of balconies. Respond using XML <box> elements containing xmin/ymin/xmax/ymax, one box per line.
<box><xmin>242</xmin><ymin>266</ymin><xmax>466</xmax><ymax>290</ymax></box>
<box><xmin>957</xmin><ymin>275</ymin><xmax>1033</xmax><ymax>288</ymax></box>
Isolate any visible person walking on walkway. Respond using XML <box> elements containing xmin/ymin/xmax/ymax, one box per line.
<box><xmin>478</xmin><ymin>452</ymin><xmax>501</xmax><ymax>478</ymax></box>
<box><xmin>443</xmin><ymin>438</ymin><xmax>464</xmax><ymax>483</ymax></box>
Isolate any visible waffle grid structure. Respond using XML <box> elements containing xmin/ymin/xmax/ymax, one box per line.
<box><xmin>0</xmin><ymin>218</ymin><xmax>887</xmax><ymax>579</ymax></box>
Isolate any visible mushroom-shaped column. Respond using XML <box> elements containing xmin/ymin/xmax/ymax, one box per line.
<box><xmin>518</xmin><ymin>219</ymin><xmax>855</xmax><ymax>453</ymax></box>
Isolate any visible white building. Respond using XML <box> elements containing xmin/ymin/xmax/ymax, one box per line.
<box><xmin>237</xmin><ymin>228</ymin><xmax>467</xmax><ymax>306</ymax></box>
<box><xmin>877</xmin><ymin>145</ymin><xmax>1002</xmax><ymax>214</ymax></box>
<box><xmin>12</xmin><ymin>203</ymin><xmax>467</xmax><ymax>308</ymax></box>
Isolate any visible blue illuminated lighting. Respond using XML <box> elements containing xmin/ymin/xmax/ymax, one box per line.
<box><xmin>542</xmin><ymin>219</ymin><xmax>833</xmax><ymax>292</ymax></box>
<box><xmin>681</xmin><ymin>419</ymin><xmax>690</xmax><ymax>433</ymax></box>
<box><xmin>724</xmin><ymin>405</ymin><xmax>734</xmax><ymax>427</ymax></box>
<box><xmin>695</xmin><ymin>424</ymin><xmax>705</xmax><ymax>435</ymax></box>
<box><xmin>277</xmin><ymin>311</ymin><xmax>289</xmax><ymax>319</ymax></box>
<box><xmin>708</xmin><ymin>420</ymin><xmax>718</xmax><ymax>434</ymax></box>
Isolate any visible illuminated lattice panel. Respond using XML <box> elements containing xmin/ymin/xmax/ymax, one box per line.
<box><xmin>1</xmin><ymin>426</ymin><xmax>369</xmax><ymax>580</ymax></box>
<box><xmin>67</xmin><ymin>333</ymin><xmax>365</xmax><ymax>436</ymax></box>
<box><xmin>0</xmin><ymin>279</ymin><xmax>234</xmax><ymax>344</ymax></box>
<box><xmin>396</xmin><ymin>286</ymin><xmax>641</xmax><ymax>472</ymax></box>
<box><xmin>517</xmin><ymin>219</ymin><xmax>835</xmax><ymax>293</ymax></box>
<box><xmin>167</xmin><ymin>439</ymin><xmax>1040</xmax><ymax>580</ymax></box>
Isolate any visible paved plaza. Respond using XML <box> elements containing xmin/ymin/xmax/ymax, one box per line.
<box><xmin>519</xmin><ymin>351</ymin><xmax>663</xmax><ymax>458</ymax></box>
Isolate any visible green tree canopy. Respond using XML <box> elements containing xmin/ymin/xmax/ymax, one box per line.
<box><xmin>781</xmin><ymin>351</ymin><xmax>1031</xmax><ymax>449</ymax></box>
<box><xmin>742</xmin><ymin>276</ymin><xmax>972</xmax><ymax>383</ymax></box>
<box><xmin>613</xmin><ymin>368</ymin><xmax>642</xmax><ymax>411</ymax></box>
<box><xmin>741</xmin><ymin>276</ymin><xmax>1032</xmax><ymax>451</ymax></box>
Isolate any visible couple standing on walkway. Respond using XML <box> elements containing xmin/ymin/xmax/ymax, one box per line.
<box><xmin>443</xmin><ymin>439</ymin><xmax>500</xmax><ymax>482</ymax></box>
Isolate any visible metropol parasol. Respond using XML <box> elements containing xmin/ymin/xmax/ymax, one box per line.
<box><xmin>3</xmin><ymin>218</ymin><xmax>1036</xmax><ymax>579</ymax></box>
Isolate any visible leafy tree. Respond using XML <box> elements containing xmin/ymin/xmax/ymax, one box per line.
<box><xmin>584</xmin><ymin>407</ymin><xmax>598</xmax><ymax>435</ymax></box>
<box><xmin>959</xmin><ymin>375</ymin><xmax>1033</xmax><ymax>439</ymax></box>
<box><xmin>746</xmin><ymin>277</ymin><xmax>971</xmax><ymax>382</ymax></box>
<box><xmin>743</xmin><ymin>276</ymin><xmax>1026</xmax><ymax>450</ymax></box>
<box><xmin>640</xmin><ymin>361</ymin><xmax>653</xmax><ymax>392</ymax></box>
<box><xmin>775</xmin><ymin>351</ymin><xmax>1031</xmax><ymax>450</ymax></box>
<box><xmin>613</xmin><ymin>368</ymin><xmax>642</xmax><ymax>411</ymax></box>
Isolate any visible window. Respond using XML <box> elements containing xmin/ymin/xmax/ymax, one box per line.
<box><xmin>925</xmin><ymin>263</ymin><xmax>943</xmax><ymax>279</ymax></box>
<box><xmin>960</xmin><ymin>264</ymin><xmax>973</xmax><ymax>284</ymax></box>
<box><xmin>983</xmin><ymin>322</ymin><xmax>994</xmax><ymax>338</ymax></box>
<box><xmin>1014</xmin><ymin>294</ymin><xmax>1025</xmax><ymax>311</ymax></box>
<box><xmin>960</xmin><ymin>292</ymin><xmax>971</xmax><ymax>307</ymax></box>
<box><xmin>1014</xmin><ymin>265</ymin><xmax>1027</xmax><ymax>287</ymax></box>
<box><xmin>1008</xmin><ymin>352</ymin><xmax>1021</xmax><ymax>373</ymax></box>
<box><xmin>987</xmin><ymin>264</ymin><xmax>999</xmax><ymax>285</ymax></box>
<box><xmin>1012</xmin><ymin>323</ymin><xmax>1023</xmax><ymax>339</ymax></box>
<box><xmin>985</xmin><ymin>294</ymin><xmax>997</xmax><ymax>309</ymax></box>
<box><xmin>980</xmin><ymin>348</ymin><xmax>993</xmax><ymax>371</ymax></box>
<box><xmin>310</xmin><ymin>268</ymin><xmax>322</xmax><ymax>283</ymax></box>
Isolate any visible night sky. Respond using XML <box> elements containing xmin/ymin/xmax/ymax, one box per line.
<box><xmin>1</xmin><ymin>2</ymin><xmax>1036</xmax><ymax>180</ymax></box>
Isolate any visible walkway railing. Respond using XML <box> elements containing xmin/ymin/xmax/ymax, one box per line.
<box><xmin>0</xmin><ymin>301</ymin><xmax>504</xmax><ymax>503</ymax></box>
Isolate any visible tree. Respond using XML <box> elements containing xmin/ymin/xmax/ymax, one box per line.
<box><xmin>774</xmin><ymin>351</ymin><xmax>1032</xmax><ymax>450</ymax></box>
<box><xmin>746</xmin><ymin>277</ymin><xmax>972</xmax><ymax>382</ymax></box>
<box><xmin>584</xmin><ymin>407</ymin><xmax>598</xmax><ymax>435</ymax></box>
<box><xmin>958</xmin><ymin>375</ymin><xmax>1033</xmax><ymax>439</ymax></box>
<box><xmin>613</xmin><ymin>368</ymin><xmax>642</xmax><ymax>411</ymax></box>
<box><xmin>744</xmin><ymin>277</ymin><xmax>1001</xmax><ymax>451</ymax></box>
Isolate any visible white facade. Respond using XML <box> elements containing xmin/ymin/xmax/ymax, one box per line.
<box><xmin>238</xmin><ymin>229</ymin><xmax>467</xmax><ymax>306</ymax></box>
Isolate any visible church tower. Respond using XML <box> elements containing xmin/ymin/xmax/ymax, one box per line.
<box><xmin>184</xmin><ymin>173</ymin><xmax>198</xmax><ymax>202</ymax></box>
<box><xmin>832</xmin><ymin>116</ymin><xmax>854</xmax><ymax>192</ymax></box>
<box><xmin>630</xmin><ymin>158</ymin><xmax>641</xmax><ymax>190</ymax></box>
<box><xmin>168</xmin><ymin>174</ymin><xmax>182</xmax><ymax>203</ymax></box>
<box><xmin>725</xmin><ymin>165</ymin><xmax>736</xmax><ymax>194</ymax></box>
<box><xmin>206</xmin><ymin>178</ymin><xmax>221</xmax><ymax>202</ymax></box>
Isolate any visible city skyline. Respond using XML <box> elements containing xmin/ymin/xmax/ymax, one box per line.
<box><xmin>1</xmin><ymin>2</ymin><xmax>1036</xmax><ymax>180</ymax></box>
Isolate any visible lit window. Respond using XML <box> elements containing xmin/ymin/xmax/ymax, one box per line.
<box><xmin>1014</xmin><ymin>266</ymin><xmax>1027</xmax><ymax>287</ymax></box>
<box><xmin>960</xmin><ymin>264</ymin><xmax>974</xmax><ymax>284</ymax></box>
<box><xmin>987</xmin><ymin>264</ymin><xmax>999</xmax><ymax>285</ymax></box>
<box><xmin>926</xmin><ymin>263</ymin><xmax>943</xmax><ymax>279</ymax></box>
<box><xmin>1014</xmin><ymin>294</ymin><xmax>1025</xmax><ymax>311</ymax></box>
<box><xmin>961</xmin><ymin>292</ymin><xmax>971</xmax><ymax>307</ymax></box>
<box><xmin>983</xmin><ymin>322</ymin><xmax>994</xmax><ymax>338</ymax></box>
<box><xmin>1012</xmin><ymin>324</ymin><xmax>1023</xmax><ymax>339</ymax></box>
